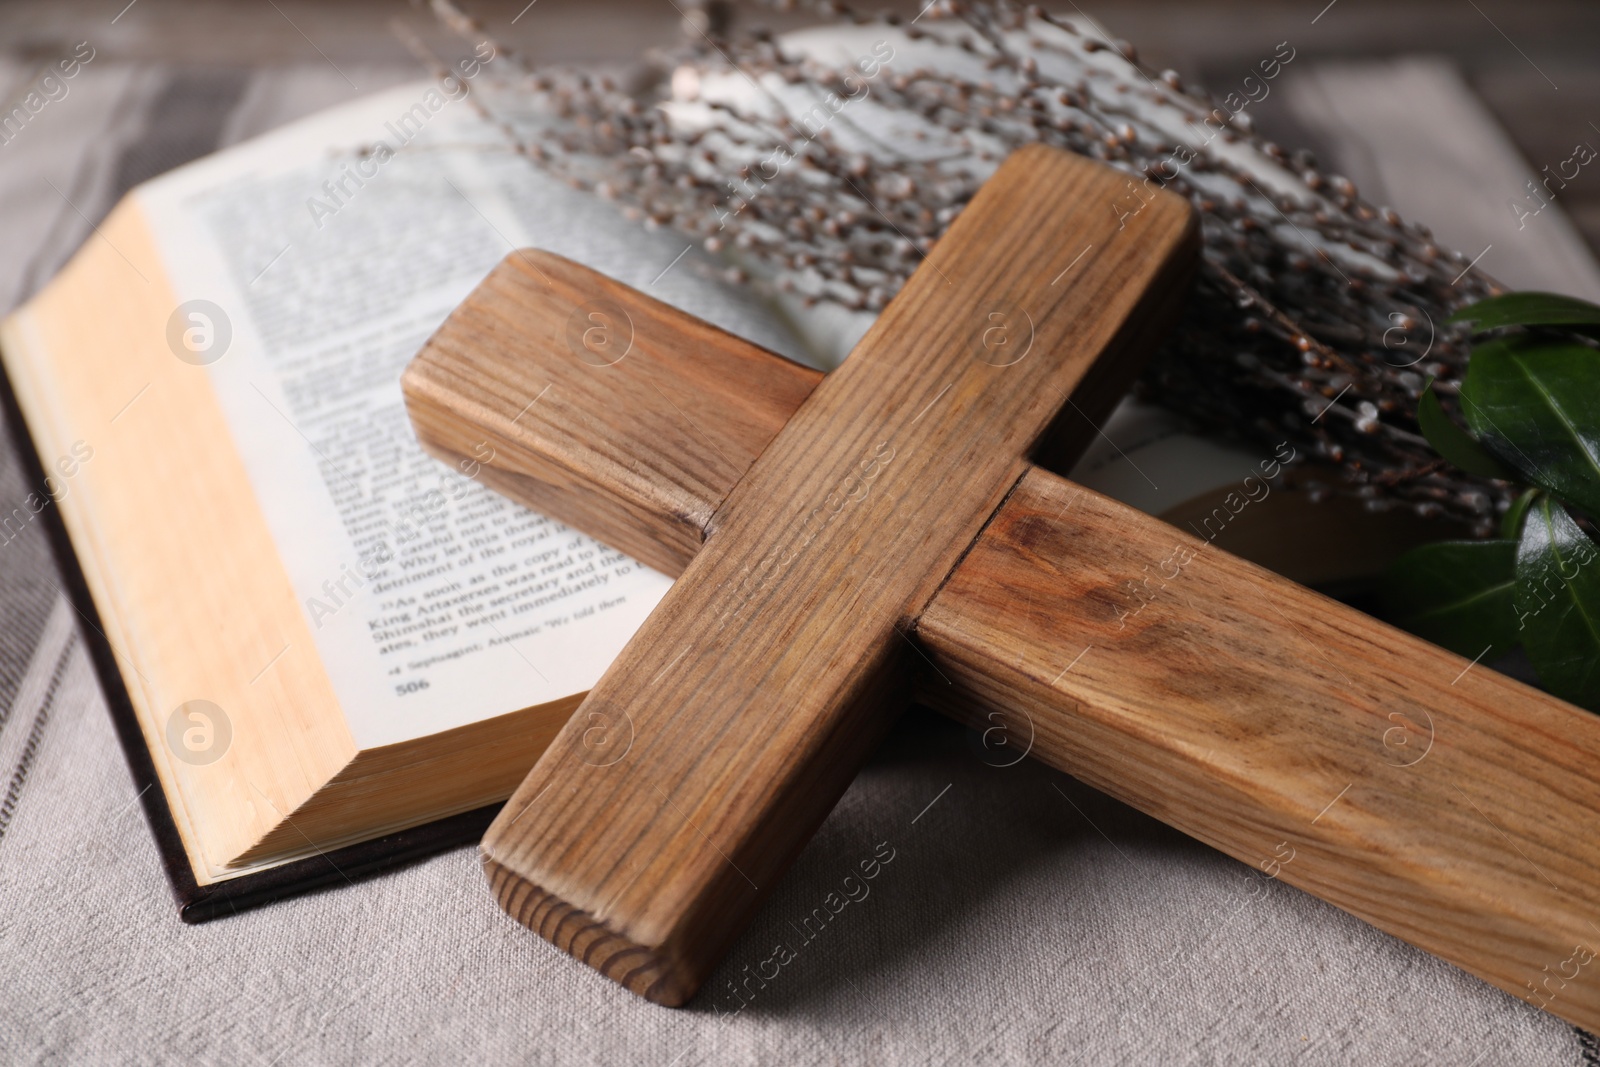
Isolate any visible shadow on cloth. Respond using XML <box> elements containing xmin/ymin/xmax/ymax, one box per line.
<box><xmin>692</xmin><ymin>704</ymin><xmax>1214</xmax><ymax>1020</ymax></box>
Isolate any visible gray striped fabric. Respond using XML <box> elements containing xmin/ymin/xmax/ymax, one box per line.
<box><xmin>0</xmin><ymin>60</ymin><xmax>1588</xmax><ymax>1066</ymax></box>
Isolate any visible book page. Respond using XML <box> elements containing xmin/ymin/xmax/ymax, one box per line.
<box><xmin>135</xmin><ymin>82</ymin><xmax>801</xmax><ymax>748</ymax></box>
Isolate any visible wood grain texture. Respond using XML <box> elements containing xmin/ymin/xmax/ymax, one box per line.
<box><xmin>408</xmin><ymin>146</ymin><xmax>1600</xmax><ymax>1028</ymax></box>
<box><xmin>918</xmin><ymin>466</ymin><xmax>1600</xmax><ymax>1030</ymax></box>
<box><xmin>403</xmin><ymin>246</ymin><xmax>1152</xmax><ymax>573</ymax></box>
<box><xmin>403</xmin><ymin>251</ymin><xmax>819</xmax><ymax>576</ymax></box>
<box><xmin>478</xmin><ymin>144</ymin><xmax>1199</xmax><ymax>1004</ymax></box>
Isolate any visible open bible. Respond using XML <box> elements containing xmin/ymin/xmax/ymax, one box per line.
<box><xmin>0</xmin><ymin>81</ymin><xmax>821</xmax><ymax>915</ymax></box>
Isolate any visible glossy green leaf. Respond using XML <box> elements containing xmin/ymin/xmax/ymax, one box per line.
<box><xmin>1516</xmin><ymin>496</ymin><xmax>1600</xmax><ymax>711</ymax></box>
<box><xmin>1448</xmin><ymin>292</ymin><xmax>1600</xmax><ymax>332</ymax></box>
<box><xmin>1459</xmin><ymin>336</ymin><xmax>1600</xmax><ymax>520</ymax></box>
<box><xmin>1380</xmin><ymin>539</ymin><xmax>1519</xmax><ymax>660</ymax></box>
<box><xmin>1501</xmin><ymin>487</ymin><xmax>1540</xmax><ymax>540</ymax></box>
<box><xmin>1416</xmin><ymin>382</ymin><xmax>1513</xmax><ymax>480</ymax></box>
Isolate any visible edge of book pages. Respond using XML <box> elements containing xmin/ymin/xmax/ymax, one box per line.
<box><xmin>0</xmin><ymin>83</ymin><xmax>707</xmax><ymax>905</ymax></box>
<box><xmin>0</xmin><ymin>354</ymin><xmax>505</xmax><ymax>921</ymax></box>
<box><xmin>0</xmin><ymin>181</ymin><xmax>599</xmax><ymax>903</ymax></box>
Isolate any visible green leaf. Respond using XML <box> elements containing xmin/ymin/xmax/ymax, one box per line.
<box><xmin>1380</xmin><ymin>539</ymin><xmax>1520</xmax><ymax>660</ymax></box>
<box><xmin>1516</xmin><ymin>496</ymin><xmax>1600</xmax><ymax>711</ymax></box>
<box><xmin>1501</xmin><ymin>487</ymin><xmax>1540</xmax><ymax>540</ymax></box>
<box><xmin>1449</xmin><ymin>292</ymin><xmax>1600</xmax><ymax>332</ymax></box>
<box><xmin>1459</xmin><ymin>336</ymin><xmax>1600</xmax><ymax>520</ymax></box>
<box><xmin>1416</xmin><ymin>382</ymin><xmax>1514</xmax><ymax>480</ymax></box>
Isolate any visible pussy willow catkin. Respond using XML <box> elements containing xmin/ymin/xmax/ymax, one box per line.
<box><xmin>432</xmin><ymin>0</ymin><xmax>1510</xmax><ymax>533</ymax></box>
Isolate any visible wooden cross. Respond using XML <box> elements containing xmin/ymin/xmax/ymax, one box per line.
<box><xmin>404</xmin><ymin>146</ymin><xmax>1600</xmax><ymax>1027</ymax></box>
